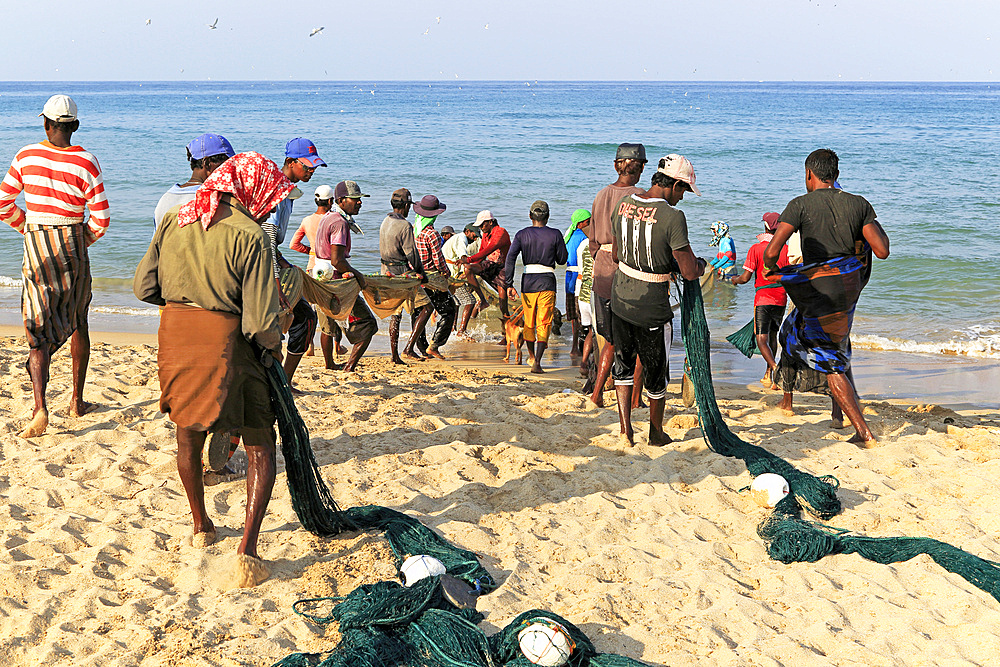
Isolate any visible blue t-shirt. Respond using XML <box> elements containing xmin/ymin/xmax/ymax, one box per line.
<box><xmin>565</xmin><ymin>228</ymin><xmax>586</xmax><ymax>293</ymax></box>
<box><xmin>566</xmin><ymin>228</ymin><xmax>586</xmax><ymax>269</ymax></box>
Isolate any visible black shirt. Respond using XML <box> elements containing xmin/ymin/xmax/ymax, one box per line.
<box><xmin>779</xmin><ymin>188</ymin><xmax>876</xmax><ymax>264</ymax></box>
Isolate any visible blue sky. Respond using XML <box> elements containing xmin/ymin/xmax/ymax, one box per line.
<box><xmin>2</xmin><ymin>0</ymin><xmax>997</xmax><ymax>81</ymax></box>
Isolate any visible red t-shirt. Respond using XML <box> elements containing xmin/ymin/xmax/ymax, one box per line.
<box><xmin>743</xmin><ymin>239</ymin><xmax>788</xmax><ymax>307</ymax></box>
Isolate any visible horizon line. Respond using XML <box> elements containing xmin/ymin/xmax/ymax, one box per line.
<box><xmin>1</xmin><ymin>79</ymin><xmax>997</xmax><ymax>85</ymax></box>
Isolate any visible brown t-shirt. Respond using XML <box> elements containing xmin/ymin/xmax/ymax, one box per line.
<box><xmin>589</xmin><ymin>183</ymin><xmax>643</xmax><ymax>299</ymax></box>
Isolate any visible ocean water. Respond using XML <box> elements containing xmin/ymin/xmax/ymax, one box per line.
<box><xmin>0</xmin><ymin>81</ymin><xmax>998</xmax><ymax>365</ymax></box>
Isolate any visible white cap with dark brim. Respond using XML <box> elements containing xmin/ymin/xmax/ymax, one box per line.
<box><xmin>40</xmin><ymin>94</ymin><xmax>78</xmax><ymax>122</ymax></box>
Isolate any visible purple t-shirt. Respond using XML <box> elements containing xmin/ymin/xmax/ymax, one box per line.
<box><xmin>315</xmin><ymin>211</ymin><xmax>352</xmax><ymax>279</ymax></box>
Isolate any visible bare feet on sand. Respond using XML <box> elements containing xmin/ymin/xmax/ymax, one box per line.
<box><xmin>18</xmin><ymin>409</ymin><xmax>48</xmax><ymax>438</ymax></box>
<box><xmin>69</xmin><ymin>399</ymin><xmax>98</xmax><ymax>417</ymax></box>
<box><xmin>192</xmin><ymin>527</ymin><xmax>218</xmax><ymax>548</ymax></box>
<box><xmin>648</xmin><ymin>427</ymin><xmax>672</xmax><ymax>447</ymax></box>
<box><xmin>232</xmin><ymin>554</ymin><xmax>270</xmax><ymax>588</ymax></box>
<box><xmin>403</xmin><ymin>351</ymin><xmax>425</xmax><ymax>361</ymax></box>
<box><xmin>426</xmin><ymin>349</ymin><xmax>446</xmax><ymax>360</ymax></box>
<box><xmin>830</xmin><ymin>417</ymin><xmax>847</xmax><ymax>429</ymax></box>
<box><xmin>847</xmin><ymin>433</ymin><xmax>878</xmax><ymax>449</ymax></box>
<box><xmin>391</xmin><ymin>357</ymin><xmax>407</xmax><ymax>366</ymax></box>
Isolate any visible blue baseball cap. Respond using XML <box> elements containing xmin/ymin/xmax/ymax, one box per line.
<box><xmin>186</xmin><ymin>133</ymin><xmax>235</xmax><ymax>160</ymax></box>
<box><xmin>285</xmin><ymin>138</ymin><xmax>327</xmax><ymax>168</ymax></box>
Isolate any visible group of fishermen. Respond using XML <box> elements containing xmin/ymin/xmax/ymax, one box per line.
<box><xmin>1</xmin><ymin>95</ymin><xmax>889</xmax><ymax>585</ymax></box>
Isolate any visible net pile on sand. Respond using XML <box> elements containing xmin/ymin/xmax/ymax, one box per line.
<box><xmin>263</xmin><ymin>356</ymin><xmax>648</xmax><ymax>666</ymax></box>
<box><xmin>681</xmin><ymin>276</ymin><xmax>1000</xmax><ymax>605</ymax></box>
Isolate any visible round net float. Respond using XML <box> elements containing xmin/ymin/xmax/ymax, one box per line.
<box><xmin>750</xmin><ymin>473</ymin><xmax>790</xmax><ymax>508</ymax></box>
<box><xmin>517</xmin><ymin>618</ymin><xmax>575</xmax><ymax>666</ymax></box>
<box><xmin>400</xmin><ymin>554</ymin><xmax>447</xmax><ymax>587</ymax></box>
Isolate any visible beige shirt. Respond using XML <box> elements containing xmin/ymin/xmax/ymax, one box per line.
<box><xmin>133</xmin><ymin>194</ymin><xmax>282</xmax><ymax>352</ymax></box>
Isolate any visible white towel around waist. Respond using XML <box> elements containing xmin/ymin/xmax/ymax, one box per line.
<box><xmin>26</xmin><ymin>215</ymin><xmax>84</xmax><ymax>227</ymax></box>
<box><xmin>524</xmin><ymin>264</ymin><xmax>555</xmax><ymax>274</ymax></box>
<box><xmin>618</xmin><ymin>262</ymin><xmax>673</xmax><ymax>284</ymax></box>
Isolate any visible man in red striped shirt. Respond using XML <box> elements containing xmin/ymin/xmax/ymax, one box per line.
<box><xmin>0</xmin><ymin>94</ymin><xmax>110</xmax><ymax>438</ymax></box>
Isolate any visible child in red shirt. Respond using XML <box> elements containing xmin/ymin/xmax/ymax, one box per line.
<box><xmin>731</xmin><ymin>212</ymin><xmax>789</xmax><ymax>388</ymax></box>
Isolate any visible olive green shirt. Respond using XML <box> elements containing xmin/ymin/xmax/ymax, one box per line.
<box><xmin>133</xmin><ymin>194</ymin><xmax>282</xmax><ymax>352</ymax></box>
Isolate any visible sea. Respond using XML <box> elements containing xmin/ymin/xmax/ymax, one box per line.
<box><xmin>0</xmin><ymin>81</ymin><xmax>997</xmax><ymax>407</ymax></box>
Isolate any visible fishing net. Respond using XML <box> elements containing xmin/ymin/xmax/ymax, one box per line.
<box><xmin>680</xmin><ymin>278</ymin><xmax>841</xmax><ymax>519</ymax></box>
<box><xmin>758</xmin><ymin>496</ymin><xmax>1000</xmax><ymax>604</ymax></box>
<box><xmin>681</xmin><ymin>277</ymin><xmax>1000</xmax><ymax>605</ymax></box>
<box><xmin>276</xmin><ymin>603</ymin><xmax>648</xmax><ymax>667</ymax></box>
<box><xmin>725</xmin><ymin>318</ymin><xmax>758</xmax><ymax>358</ymax></box>
<box><xmin>264</xmin><ymin>350</ymin><xmax>650</xmax><ymax>665</ymax></box>
<box><xmin>262</xmin><ymin>355</ymin><xmax>495</xmax><ymax>586</ymax></box>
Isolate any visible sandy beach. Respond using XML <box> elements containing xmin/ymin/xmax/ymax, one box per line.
<box><xmin>1</xmin><ymin>330</ymin><xmax>999</xmax><ymax>666</ymax></box>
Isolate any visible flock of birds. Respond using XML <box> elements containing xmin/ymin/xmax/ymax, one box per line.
<box><xmin>143</xmin><ymin>17</ymin><xmax>322</xmax><ymax>34</ymax></box>
<box><xmin>142</xmin><ymin>17</ymin><xmax>492</xmax><ymax>37</ymax></box>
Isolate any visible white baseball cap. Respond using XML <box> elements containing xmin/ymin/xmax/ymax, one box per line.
<box><xmin>39</xmin><ymin>94</ymin><xmax>78</xmax><ymax>122</ymax></box>
<box><xmin>474</xmin><ymin>210</ymin><xmax>496</xmax><ymax>226</ymax></box>
<box><xmin>657</xmin><ymin>154</ymin><xmax>701</xmax><ymax>196</ymax></box>
<box><xmin>314</xmin><ymin>184</ymin><xmax>335</xmax><ymax>200</ymax></box>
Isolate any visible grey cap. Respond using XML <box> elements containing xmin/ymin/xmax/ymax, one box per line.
<box><xmin>615</xmin><ymin>143</ymin><xmax>647</xmax><ymax>163</ymax></box>
<box><xmin>530</xmin><ymin>200</ymin><xmax>550</xmax><ymax>217</ymax></box>
<box><xmin>439</xmin><ymin>225</ymin><xmax>455</xmax><ymax>235</ymax></box>
<box><xmin>334</xmin><ymin>180</ymin><xmax>369</xmax><ymax>199</ymax></box>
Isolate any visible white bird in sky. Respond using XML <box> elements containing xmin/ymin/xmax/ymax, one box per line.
<box><xmin>309</xmin><ymin>26</ymin><xmax>324</xmax><ymax>37</ymax></box>
<box><xmin>145</xmin><ymin>19</ymin><xmax>151</xmax><ymax>25</ymax></box>
<box><xmin>484</xmin><ymin>23</ymin><xmax>489</xmax><ymax>29</ymax></box>
<box><xmin>423</xmin><ymin>28</ymin><xmax>429</xmax><ymax>35</ymax></box>
<box><xmin>436</xmin><ymin>17</ymin><xmax>441</xmax><ymax>23</ymax></box>
<box><xmin>207</xmin><ymin>18</ymin><xmax>218</xmax><ymax>29</ymax></box>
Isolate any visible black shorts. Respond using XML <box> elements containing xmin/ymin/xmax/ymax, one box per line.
<box><xmin>593</xmin><ymin>295</ymin><xmax>614</xmax><ymax>344</ymax></box>
<box><xmin>610</xmin><ymin>312</ymin><xmax>668</xmax><ymax>399</ymax></box>
<box><xmin>565</xmin><ymin>292</ymin><xmax>579</xmax><ymax>321</ymax></box>
<box><xmin>318</xmin><ymin>297</ymin><xmax>378</xmax><ymax>344</ymax></box>
<box><xmin>754</xmin><ymin>305</ymin><xmax>786</xmax><ymax>337</ymax></box>
<box><xmin>286</xmin><ymin>299</ymin><xmax>317</xmax><ymax>356</ymax></box>
<box><xmin>474</xmin><ymin>259</ymin><xmax>507</xmax><ymax>293</ymax></box>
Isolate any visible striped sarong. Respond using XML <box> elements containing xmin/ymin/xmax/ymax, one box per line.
<box><xmin>21</xmin><ymin>223</ymin><xmax>92</xmax><ymax>351</ymax></box>
<box><xmin>773</xmin><ymin>254</ymin><xmax>865</xmax><ymax>376</ymax></box>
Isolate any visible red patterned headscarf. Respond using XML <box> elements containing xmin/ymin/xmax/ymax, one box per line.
<box><xmin>177</xmin><ymin>152</ymin><xmax>294</xmax><ymax>229</ymax></box>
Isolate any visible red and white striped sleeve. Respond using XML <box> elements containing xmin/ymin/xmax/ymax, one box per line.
<box><xmin>0</xmin><ymin>155</ymin><xmax>27</xmax><ymax>234</ymax></box>
<box><xmin>83</xmin><ymin>155</ymin><xmax>110</xmax><ymax>241</ymax></box>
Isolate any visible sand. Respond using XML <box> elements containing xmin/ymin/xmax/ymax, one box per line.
<box><xmin>1</xmin><ymin>332</ymin><xmax>999</xmax><ymax>666</ymax></box>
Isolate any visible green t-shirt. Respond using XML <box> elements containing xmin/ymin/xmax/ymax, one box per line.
<box><xmin>610</xmin><ymin>193</ymin><xmax>689</xmax><ymax>328</ymax></box>
<box><xmin>779</xmin><ymin>188</ymin><xmax>876</xmax><ymax>264</ymax></box>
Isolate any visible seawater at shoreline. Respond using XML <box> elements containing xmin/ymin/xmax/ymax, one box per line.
<box><xmin>0</xmin><ymin>307</ymin><xmax>996</xmax><ymax>410</ymax></box>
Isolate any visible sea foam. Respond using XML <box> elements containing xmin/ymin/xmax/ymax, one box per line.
<box><xmin>852</xmin><ymin>333</ymin><xmax>1000</xmax><ymax>360</ymax></box>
